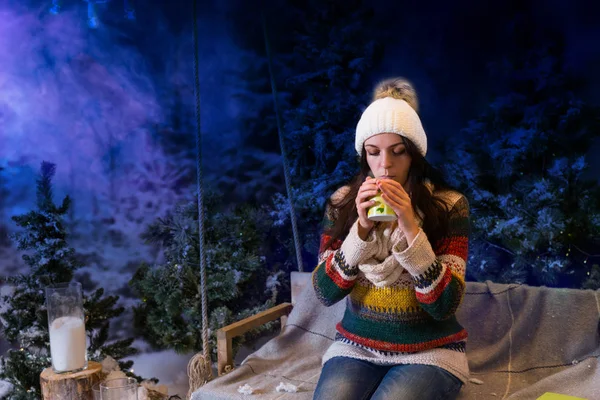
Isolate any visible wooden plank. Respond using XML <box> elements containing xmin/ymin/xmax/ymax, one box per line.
<box><xmin>216</xmin><ymin>302</ymin><xmax>294</xmax><ymax>375</ymax></box>
<box><xmin>217</xmin><ymin>330</ymin><xmax>233</xmax><ymax>376</ymax></box>
<box><xmin>219</xmin><ymin>302</ymin><xmax>293</xmax><ymax>338</ymax></box>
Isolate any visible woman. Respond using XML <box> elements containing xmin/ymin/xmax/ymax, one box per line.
<box><xmin>312</xmin><ymin>78</ymin><xmax>470</xmax><ymax>400</ymax></box>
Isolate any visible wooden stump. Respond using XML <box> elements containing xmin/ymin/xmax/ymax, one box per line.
<box><xmin>40</xmin><ymin>361</ymin><xmax>103</xmax><ymax>400</ymax></box>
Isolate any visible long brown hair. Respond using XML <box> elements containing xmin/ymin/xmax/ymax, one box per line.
<box><xmin>323</xmin><ymin>137</ymin><xmax>459</xmax><ymax>251</ymax></box>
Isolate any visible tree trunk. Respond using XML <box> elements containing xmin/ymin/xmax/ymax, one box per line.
<box><xmin>40</xmin><ymin>361</ymin><xmax>103</xmax><ymax>400</ymax></box>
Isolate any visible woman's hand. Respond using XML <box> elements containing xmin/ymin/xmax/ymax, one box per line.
<box><xmin>377</xmin><ymin>179</ymin><xmax>419</xmax><ymax>240</ymax></box>
<box><xmin>355</xmin><ymin>176</ymin><xmax>378</xmax><ymax>237</ymax></box>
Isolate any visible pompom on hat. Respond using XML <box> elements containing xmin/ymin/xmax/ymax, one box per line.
<box><xmin>355</xmin><ymin>78</ymin><xmax>427</xmax><ymax>157</ymax></box>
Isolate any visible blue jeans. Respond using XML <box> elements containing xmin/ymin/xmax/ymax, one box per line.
<box><xmin>313</xmin><ymin>357</ymin><xmax>463</xmax><ymax>400</ymax></box>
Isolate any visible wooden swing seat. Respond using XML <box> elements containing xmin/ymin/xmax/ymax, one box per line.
<box><xmin>192</xmin><ymin>274</ymin><xmax>600</xmax><ymax>400</ymax></box>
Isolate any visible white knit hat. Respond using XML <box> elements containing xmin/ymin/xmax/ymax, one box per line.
<box><xmin>355</xmin><ymin>86</ymin><xmax>427</xmax><ymax>157</ymax></box>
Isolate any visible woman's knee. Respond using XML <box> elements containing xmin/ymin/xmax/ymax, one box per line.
<box><xmin>370</xmin><ymin>364</ymin><xmax>463</xmax><ymax>400</ymax></box>
<box><xmin>314</xmin><ymin>357</ymin><xmax>385</xmax><ymax>400</ymax></box>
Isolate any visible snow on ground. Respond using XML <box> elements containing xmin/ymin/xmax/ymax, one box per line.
<box><xmin>125</xmin><ymin>345</ymin><xmax>195</xmax><ymax>398</ymax></box>
<box><xmin>0</xmin><ymin>380</ymin><xmax>14</xmax><ymax>399</ymax></box>
<box><xmin>125</xmin><ymin>331</ymin><xmax>278</xmax><ymax>398</ymax></box>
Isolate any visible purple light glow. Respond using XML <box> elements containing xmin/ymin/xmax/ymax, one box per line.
<box><xmin>0</xmin><ymin>3</ymin><xmax>164</xmax><ymax>215</ymax></box>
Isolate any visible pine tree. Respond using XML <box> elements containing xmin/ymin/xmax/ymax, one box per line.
<box><xmin>153</xmin><ymin>84</ymin><xmax>198</xmax><ymax>191</ymax></box>
<box><xmin>222</xmin><ymin>47</ymin><xmax>287</xmax><ymax>205</ymax></box>
<box><xmin>441</xmin><ymin>43</ymin><xmax>600</xmax><ymax>288</ymax></box>
<box><xmin>129</xmin><ymin>187</ymin><xmax>283</xmax><ymax>358</ymax></box>
<box><xmin>0</xmin><ymin>162</ymin><xmax>139</xmax><ymax>399</ymax></box>
<box><xmin>269</xmin><ymin>0</ymin><xmax>383</xmax><ymax>269</ymax></box>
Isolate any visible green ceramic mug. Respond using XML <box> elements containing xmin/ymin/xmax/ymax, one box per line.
<box><xmin>367</xmin><ymin>194</ymin><xmax>397</xmax><ymax>222</ymax></box>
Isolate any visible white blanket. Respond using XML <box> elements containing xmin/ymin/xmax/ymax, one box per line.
<box><xmin>192</xmin><ymin>281</ymin><xmax>600</xmax><ymax>399</ymax></box>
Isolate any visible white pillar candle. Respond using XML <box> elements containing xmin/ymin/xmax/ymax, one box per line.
<box><xmin>49</xmin><ymin>316</ymin><xmax>87</xmax><ymax>372</ymax></box>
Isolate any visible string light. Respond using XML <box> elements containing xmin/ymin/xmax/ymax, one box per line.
<box><xmin>571</xmin><ymin>244</ymin><xmax>600</xmax><ymax>259</ymax></box>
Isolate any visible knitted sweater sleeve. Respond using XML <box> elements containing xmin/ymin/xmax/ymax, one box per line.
<box><xmin>392</xmin><ymin>195</ymin><xmax>470</xmax><ymax>320</ymax></box>
<box><xmin>312</xmin><ymin>188</ymin><xmax>378</xmax><ymax>307</ymax></box>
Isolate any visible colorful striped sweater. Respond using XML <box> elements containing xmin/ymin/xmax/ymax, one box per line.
<box><xmin>312</xmin><ymin>185</ymin><xmax>470</xmax><ymax>382</ymax></box>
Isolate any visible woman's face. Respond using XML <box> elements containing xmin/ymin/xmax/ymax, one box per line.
<box><xmin>364</xmin><ymin>133</ymin><xmax>412</xmax><ymax>187</ymax></box>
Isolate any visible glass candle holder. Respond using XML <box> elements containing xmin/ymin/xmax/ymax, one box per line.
<box><xmin>100</xmin><ymin>377</ymin><xmax>138</xmax><ymax>400</ymax></box>
<box><xmin>92</xmin><ymin>382</ymin><xmax>101</xmax><ymax>400</ymax></box>
<box><xmin>46</xmin><ymin>282</ymin><xmax>88</xmax><ymax>373</ymax></box>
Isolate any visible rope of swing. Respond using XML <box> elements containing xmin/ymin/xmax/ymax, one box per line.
<box><xmin>188</xmin><ymin>6</ymin><xmax>305</xmax><ymax>397</ymax></box>
<box><xmin>187</xmin><ymin>0</ymin><xmax>213</xmax><ymax>395</ymax></box>
<box><xmin>261</xmin><ymin>11</ymin><xmax>304</xmax><ymax>272</ymax></box>
<box><xmin>192</xmin><ymin>0</ymin><xmax>209</xmax><ymax>366</ymax></box>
